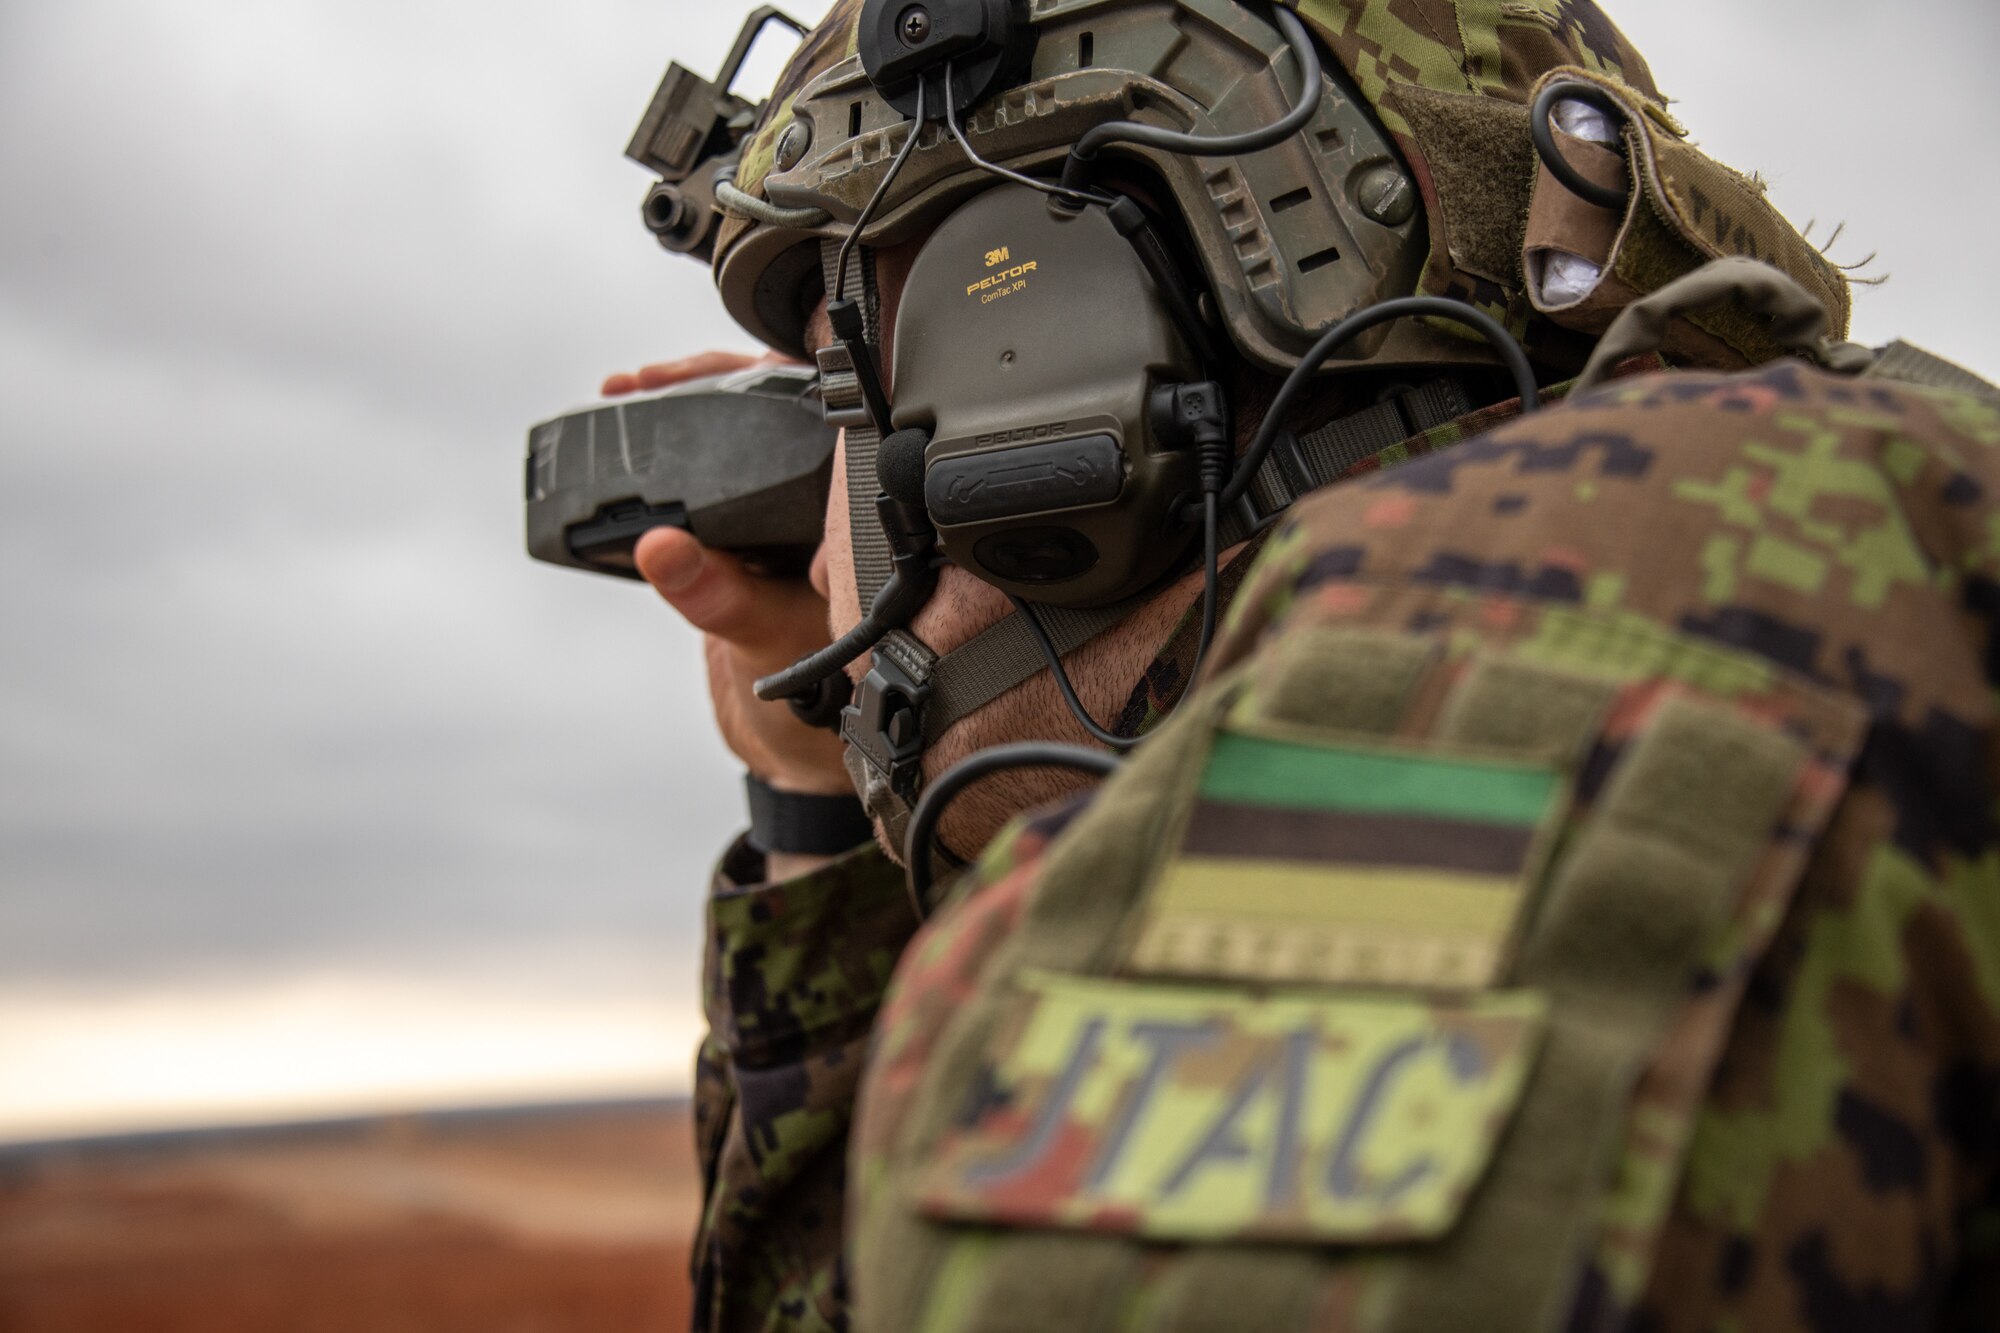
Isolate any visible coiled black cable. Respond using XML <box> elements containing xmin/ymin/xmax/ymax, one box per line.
<box><xmin>904</xmin><ymin>742</ymin><xmax>1121</xmax><ymax>917</ymax></box>
<box><xmin>1530</xmin><ymin>80</ymin><xmax>1629</xmax><ymax>211</ymax></box>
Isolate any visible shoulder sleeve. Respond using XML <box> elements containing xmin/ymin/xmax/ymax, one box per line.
<box><xmin>1213</xmin><ymin>368</ymin><xmax>2000</xmax><ymax>1329</ymax></box>
<box><xmin>692</xmin><ymin>835</ymin><xmax>914</xmax><ymax>1333</ymax></box>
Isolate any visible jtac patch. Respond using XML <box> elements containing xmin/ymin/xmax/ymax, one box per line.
<box><xmin>1124</xmin><ymin>728</ymin><xmax>1568</xmax><ymax>989</ymax></box>
<box><xmin>920</xmin><ymin>972</ymin><xmax>1544</xmax><ymax>1242</ymax></box>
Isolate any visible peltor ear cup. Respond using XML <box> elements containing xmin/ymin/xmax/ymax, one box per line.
<box><xmin>891</xmin><ymin>183</ymin><xmax>1204</xmax><ymax>608</ymax></box>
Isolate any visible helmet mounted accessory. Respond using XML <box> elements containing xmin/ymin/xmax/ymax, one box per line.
<box><xmin>625</xmin><ymin>6</ymin><xmax>812</xmax><ymax>261</ymax></box>
<box><xmin>857</xmin><ymin>0</ymin><xmax>1037</xmax><ymax>121</ymax></box>
<box><xmin>715</xmin><ymin>1</ymin><xmax>1431</xmax><ymax>371</ymax></box>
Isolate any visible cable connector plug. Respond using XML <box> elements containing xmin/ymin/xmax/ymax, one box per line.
<box><xmin>1151</xmin><ymin>380</ymin><xmax>1231</xmax><ymax>494</ymax></box>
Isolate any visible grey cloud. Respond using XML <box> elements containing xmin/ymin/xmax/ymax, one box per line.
<box><xmin>0</xmin><ymin>0</ymin><xmax>1991</xmax><ymax>1010</ymax></box>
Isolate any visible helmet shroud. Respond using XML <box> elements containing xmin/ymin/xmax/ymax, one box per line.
<box><xmin>712</xmin><ymin>0</ymin><xmax>1678</xmax><ymax>379</ymax></box>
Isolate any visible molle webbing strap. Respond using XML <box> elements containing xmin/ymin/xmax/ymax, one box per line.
<box><xmin>1220</xmin><ymin>379</ymin><xmax>1470</xmax><ymax>546</ymax></box>
<box><xmin>1865</xmin><ymin>340</ymin><xmax>2000</xmax><ymax>401</ymax></box>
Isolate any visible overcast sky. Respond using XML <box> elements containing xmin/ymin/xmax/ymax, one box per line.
<box><xmin>1</xmin><ymin>0</ymin><xmax>1994</xmax><ymax>1140</ymax></box>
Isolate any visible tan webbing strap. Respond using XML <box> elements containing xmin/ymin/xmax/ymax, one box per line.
<box><xmin>820</xmin><ymin>238</ymin><xmax>892</xmax><ymax>606</ymax></box>
<box><xmin>922</xmin><ymin>600</ymin><xmax>1135</xmax><ymax>743</ymax></box>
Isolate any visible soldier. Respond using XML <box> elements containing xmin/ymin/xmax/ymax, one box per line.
<box><xmin>611</xmin><ymin>1</ymin><xmax>2000</xmax><ymax>1328</ymax></box>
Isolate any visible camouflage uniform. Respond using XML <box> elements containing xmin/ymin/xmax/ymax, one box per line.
<box><xmin>686</xmin><ymin>2</ymin><xmax>2000</xmax><ymax>1330</ymax></box>
<box><xmin>697</xmin><ymin>365</ymin><xmax>2000</xmax><ymax>1332</ymax></box>
<box><xmin>847</xmin><ymin>365</ymin><xmax>2000</xmax><ymax>1332</ymax></box>
<box><xmin>694</xmin><ymin>583</ymin><xmax>1231</xmax><ymax>1332</ymax></box>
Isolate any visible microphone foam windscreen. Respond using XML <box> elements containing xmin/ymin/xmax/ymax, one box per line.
<box><xmin>875</xmin><ymin>428</ymin><xmax>932</xmax><ymax>507</ymax></box>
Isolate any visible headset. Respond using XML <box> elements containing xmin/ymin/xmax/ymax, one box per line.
<box><xmin>635</xmin><ymin>0</ymin><xmax>1545</xmax><ymax>900</ymax></box>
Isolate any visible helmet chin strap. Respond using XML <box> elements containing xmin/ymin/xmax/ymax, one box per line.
<box><xmin>814</xmin><ymin>238</ymin><xmax>1137</xmax><ymax>853</ymax></box>
<box><xmin>812</xmin><ymin>234</ymin><xmax>1481</xmax><ymax>859</ymax></box>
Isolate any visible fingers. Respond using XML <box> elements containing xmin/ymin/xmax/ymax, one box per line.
<box><xmin>635</xmin><ymin>350</ymin><xmax>763</xmax><ymax>390</ymax></box>
<box><xmin>601</xmin><ymin>350</ymin><xmax>802</xmax><ymax>398</ymax></box>
<box><xmin>635</xmin><ymin>526</ymin><xmax>828</xmax><ymax>660</ymax></box>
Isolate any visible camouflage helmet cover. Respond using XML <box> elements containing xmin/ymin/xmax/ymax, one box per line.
<box><xmin>712</xmin><ymin>0</ymin><xmax>1670</xmax><ymax>368</ymax></box>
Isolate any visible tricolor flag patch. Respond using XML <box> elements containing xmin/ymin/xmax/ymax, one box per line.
<box><xmin>1124</xmin><ymin>728</ymin><xmax>1567</xmax><ymax>990</ymax></box>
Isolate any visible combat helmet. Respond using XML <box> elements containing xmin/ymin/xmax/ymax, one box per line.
<box><xmin>633</xmin><ymin>0</ymin><xmax>1847</xmax><ymax>383</ymax></box>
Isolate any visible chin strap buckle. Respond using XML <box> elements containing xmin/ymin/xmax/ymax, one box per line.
<box><xmin>841</xmin><ymin>633</ymin><xmax>938</xmax><ymax>848</ymax></box>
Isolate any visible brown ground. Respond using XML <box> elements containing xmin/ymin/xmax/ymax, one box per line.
<box><xmin>0</xmin><ymin>1101</ymin><xmax>701</xmax><ymax>1333</ymax></box>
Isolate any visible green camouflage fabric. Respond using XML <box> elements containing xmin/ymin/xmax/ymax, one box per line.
<box><xmin>843</xmin><ymin>362</ymin><xmax>2000</xmax><ymax>1331</ymax></box>
<box><xmin>692</xmin><ymin>834</ymin><xmax>917</xmax><ymax>1332</ymax></box>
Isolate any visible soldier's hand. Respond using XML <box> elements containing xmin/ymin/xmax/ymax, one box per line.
<box><xmin>635</xmin><ymin>528</ymin><xmax>851</xmax><ymax>795</ymax></box>
<box><xmin>607</xmin><ymin>352</ymin><xmax>852</xmax><ymax>799</ymax></box>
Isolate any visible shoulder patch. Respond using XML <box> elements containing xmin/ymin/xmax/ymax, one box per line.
<box><xmin>1123</xmin><ymin>726</ymin><xmax>1568</xmax><ymax>990</ymax></box>
<box><xmin>919</xmin><ymin>971</ymin><xmax>1544</xmax><ymax>1244</ymax></box>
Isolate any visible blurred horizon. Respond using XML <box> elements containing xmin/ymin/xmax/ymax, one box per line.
<box><xmin>2</xmin><ymin>0</ymin><xmax>1995</xmax><ymax>1144</ymax></box>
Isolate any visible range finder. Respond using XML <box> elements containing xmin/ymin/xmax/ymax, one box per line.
<box><xmin>524</xmin><ymin>363</ymin><xmax>836</xmax><ymax>580</ymax></box>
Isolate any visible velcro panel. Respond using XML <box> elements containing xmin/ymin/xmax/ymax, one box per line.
<box><xmin>1436</xmin><ymin>654</ymin><xmax>1618</xmax><ymax>763</ymax></box>
<box><xmin>1390</xmin><ymin>85</ymin><xmax>1537</xmax><ymax>291</ymax></box>
<box><xmin>1380</xmin><ymin>691</ymin><xmax>1812</xmax><ymax>1333</ymax></box>
<box><xmin>1237</xmin><ymin>626</ymin><xmax>1438</xmax><ymax>734</ymax></box>
<box><xmin>954</xmin><ymin>1233</ymin><xmax>1140</xmax><ymax>1333</ymax></box>
<box><xmin>1142</xmin><ymin>1248</ymin><xmax>1330</xmax><ymax>1333</ymax></box>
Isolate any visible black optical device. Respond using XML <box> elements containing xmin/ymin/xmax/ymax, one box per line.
<box><xmin>626</xmin><ymin>5</ymin><xmax>809</xmax><ymax>260</ymax></box>
<box><xmin>524</xmin><ymin>363</ymin><xmax>837</xmax><ymax>580</ymax></box>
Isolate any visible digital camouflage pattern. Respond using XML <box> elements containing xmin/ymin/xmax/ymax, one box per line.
<box><xmin>836</xmin><ymin>362</ymin><xmax>2000</xmax><ymax>1331</ymax></box>
<box><xmin>688</xmin><ymin>8</ymin><xmax>1972</xmax><ymax>1330</ymax></box>
<box><xmin>692</xmin><ymin>835</ymin><xmax>916</xmax><ymax>1332</ymax></box>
